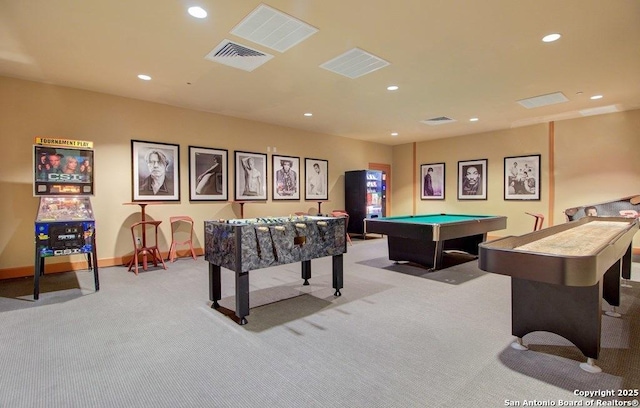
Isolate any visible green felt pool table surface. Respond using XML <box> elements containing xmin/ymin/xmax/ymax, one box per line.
<box><xmin>377</xmin><ymin>214</ymin><xmax>498</xmax><ymax>224</ymax></box>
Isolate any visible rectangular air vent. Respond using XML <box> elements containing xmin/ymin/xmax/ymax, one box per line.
<box><xmin>204</xmin><ymin>40</ymin><xmax>273</xmax><ymax>72</ymax></box>
<box><xmin>517</xmin><ymin>92</ymin><xmax>569</xmax><ymax>109</ymax></box>
<box><xmin>421</xmin><ymin>116</ymin><xmax>457</xmax><ymax>126</ymax></box>
<box><xmin>320</xmin><ymin>48</ymin><xmax>390</xmax><ymax>79</ymax></box>
<box><xmin>231</xmin><ymin>4</ymin><xmax>318</xmax><ymax>53</ymax></box>
<box><xmin>579</xmin><ymin>105</ymin><xmax>619</xmax><ymax>116</ymax></box>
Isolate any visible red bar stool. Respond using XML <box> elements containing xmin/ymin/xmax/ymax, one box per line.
<box><xmin>128</xmin><ymin>220</ymin><xmax>166</xmax><ymax>275</ymax></box>
<box><xmin>525</xmin><ymin>212</ymin><xmax>545</xmax><ymax>231</ymax></box>
<box><xmin>168</xmin><ymin>216</ymin><xmax>197</xmax><ymax>262</ymax></box>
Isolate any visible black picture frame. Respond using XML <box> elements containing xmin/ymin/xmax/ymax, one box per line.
<box><xmin>504</xmin><ymin>154</ymin><xmax>541</xmax><ymax>201</ymax></box>
<box><xmin>234</xmin><ymin>151</ymin><xmax>267</xmax><ymax>201</ymax></box>
<box><xmin>189</xmin><ymin>146</ymin><xmax>228</xmax><ymax>201</ymax></box>
<box><xmin>131</xmin><ymin>140</ymin><xmax>180</xmax><ymax>202</ymax></box>
<box><xmin>272</xmin><ymin>155</ymin><xmax>300</xmax><ymax>200</ymax></box>
<box><xmin>304</xmin><ymin>158</ymin><xmax>328</xmax><ymax>200</ymax></box>
<box><xmin>420</xmin><ymin>163</ymin><xmax>445</xmax><ymax>200</ymax></box>
<box><xmin>457</xmin><ymin>159</ymin><xmax>487</xmax><ymax>200</ymax></box>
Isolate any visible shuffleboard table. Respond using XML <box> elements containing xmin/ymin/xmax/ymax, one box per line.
<box><xmin>364</xmin><ymin>213</ymin><xmax>507</xmax><ymax>270</ymax></box>
<box><xmin>479</xmin><ymin>216</ymin><xmax>639</xmax><ymax>373</ymax></box>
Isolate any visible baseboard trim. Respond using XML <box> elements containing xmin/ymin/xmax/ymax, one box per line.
<box><xmin>0</xmin><ymin>248</ymin><xmax>205</xmax><ymax>280</ymax></box>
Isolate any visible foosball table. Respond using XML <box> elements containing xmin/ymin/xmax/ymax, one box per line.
<box><xmin>204</xmin><ymin>215</ymin><xmax>347</xmax><ymax>324</ymax></box>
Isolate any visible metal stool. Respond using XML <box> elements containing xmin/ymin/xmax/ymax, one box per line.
<box><xmin>168</xmin><ymin>216</ymin><xmax>197</xmax><ymax>262</ymax></box>
<box><xmin>525</xmin><ymin>212</ymin><xmax>545</xmax><ymax>231</ymax></box>
<box><xmin>128</xmin><ymin>220</ymin><xmax>166</xmax><ymax>275</ymax></box>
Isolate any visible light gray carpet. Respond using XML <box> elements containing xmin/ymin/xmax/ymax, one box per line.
<box><xmin>1</xmin><ymin>239</ymin><xmax>639</xmax><ymax>408</ymax></box>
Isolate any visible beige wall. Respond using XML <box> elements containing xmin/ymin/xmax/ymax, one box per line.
<box><xmin>2</xmin><ymin>75</ymin><xmax>640</xmax><ymax>277</ymax></box>
<box><xmin>0</xmin><ymin>77</ymin><xmax>392</xmax><ymax>275</ymax></box>
<box><xmin>392</xmin><ymin>109</ymin><xmax>640</xmax><ymax>241</ymax></box>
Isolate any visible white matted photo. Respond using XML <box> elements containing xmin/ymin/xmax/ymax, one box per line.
<box><xmin>272</xmin><ymin>155</ymin><xmax>300</xmax><ymax>200</ymax></box>
<box><xmin>131</xmin><ymin>140</ymin><xmax>180</xmax><ymax>201</ymax></box>
<box><xmin>305</xmin><ymin>158</ymin><xmax>328</xmax><ymax>200</ymax></box>
<box><xmin>189</xmin><ymin>146</ymin><xmax>228</xmax><ymax>201</ymax></box>
<box><xmin>504</xmin><ymin>154</ymin><xmax>540</xmax><ymax>200</ymax></box>
<box><xmin>458</xmin><ymin>159</ymin><xmax>487</xmax><ymax>200</ymax></box>
<box><xmin>420</xmin><ymin>163</ymin><xmax>445</xmax><ymax>200</ymax></box>
<box><xmin>235</xmin><ymin>151</ymin><xmax>267</xmax><ymax>201</ymax></box>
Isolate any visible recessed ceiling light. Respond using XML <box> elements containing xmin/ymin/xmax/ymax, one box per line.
<box><xmin>137</xmin><ymin>74</ymin><xmax>151</xmax><ymax>81</ymax></box>
<box><xmin>387</xmin><ymin>85</ymin><xmax>399</xmax><ymax>91</ymax></box>
<box><xmin>469</xmin><ymin>118</ymin><xmax>479</xmax><ymax>122</ymax></box>
<box><xmin>188</xmin><ymin>6</ymin><xmax>207</xmax><ymax>19</ymax></box>
<box><xmin>542</xmin><ymin>33</ymin><xmax>561</xmax><ymax>43</ymax></box>
<box><xmin>391</xmin><ymin>132</ymin><xmax>398</xmax><ymax>136</ymax></box>
<box><xmin>303</xmin><ymin>113</ymin><xmax>313</xmax><ymax>117</ymax></box>
<box><xmin>590</xmin><ymin>95</ymin><xmax>603</xmax><ymax>100</ymax></box>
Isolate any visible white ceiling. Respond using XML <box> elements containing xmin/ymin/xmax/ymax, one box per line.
<box><xmin>1</xmin><ymin>0</ymin><xmax>639</xmax><ymax>146</ymax></box>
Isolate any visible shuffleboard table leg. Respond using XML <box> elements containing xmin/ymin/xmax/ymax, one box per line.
<box><xmin>579</xmin><ymin>358</ymin><xmax>602</xmax><ymax>374</ymax></box>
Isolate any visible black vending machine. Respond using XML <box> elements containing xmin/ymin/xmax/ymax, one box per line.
<box><xmin>344</xmin><ymin>170</ymin><xmax>386</xmax><ymax>238</ymax></box>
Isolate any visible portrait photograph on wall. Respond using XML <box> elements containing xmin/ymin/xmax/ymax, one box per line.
<box><xmin>504</xmin><ymin>154</ymin><xmax>540</xmax><ymax>200</ymax></box>
<box><xmin>272</xmin><ymin>155</ymin><xmax>300</xmax><ymax>200</ymax></box>
<box><xmin>131</xmin><ymin>140</ymin><xmax>180</xmax><ymax>201</ymax></box>
<box><xmin>458</xmin><ymin>159</ymin><xmax>487</xmax><ymax>200</ymax></box>
<box><xmin>235</xmin><ymin>151</ymin><xmax>267</xmax><ymax>201</ymax></box>
<box><xmin>420</xmin><ymin>163</ymin><xmax>445</xmax><ymax>200</ymax></box>
<box><xmin>188</xmin><ymin>146</ymin><xmax>228</xmax><ymax>201</ymax></box>
<box><xmin>304</xmin><ymin>158</ymin><xmax>328</xmax><ymax>200</ymax></box>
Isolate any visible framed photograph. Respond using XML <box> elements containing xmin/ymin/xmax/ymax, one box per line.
<box><xmin>131</xmin><ymin>140</ymin><xmax>180</xmax><ymax>201</ymax></box>
<box><xmin>420</xmin><ymin>163</ymin><xmax>445</xmax><ymax>200</ymax></box>
<box><xmin>458</xmin><ymin>159</ymin><xmax>487</xmax><ymax>200</ymax></box>
<box><xmin>504</xmin><ymin>154</ymin><xmax>541</xmax><ymax>200</ymax></box>
<box><xmin>272</xmin><ymin>155</ymin><xmax>300</xmax><ymax>200</ymax></box>
<box><xmin>189</xmin><ymin>146</ymin><xmax>228</xmax><ymax>201</ymax></box>
<box><xmin>234</xmin><ymin>151</ymin><xmax>267</xmax><ymax>201</ymax></box>
<box><xmin>304</xmin><ymin>158</ymin><xmax>328</xmax><ymax>200</ymax></box>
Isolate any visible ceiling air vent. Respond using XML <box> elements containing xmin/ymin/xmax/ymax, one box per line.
<box><xmin>421</xmin><ymin>116</ymin><xmax>457</xmax><ymax>126</ymax></box>
<box><xmin>231</xmin><ymin>4</ymin><xmax>318</xmax><ymax>53</ymax></box>
<box><xmin>320</xmin><ymin>48</ymin><xmax>390</xmax><ymax>79</ymax></box>
<box><xmin>517</xmin><ymin>92</ymin><xmax>568</xmax><ymax>109</ymax></box>
<box><xmin>204</xmin><ymin>40</ymin><xmax>273</xmax><ymax>72</ymax></box>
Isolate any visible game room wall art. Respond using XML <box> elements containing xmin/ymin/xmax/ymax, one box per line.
<box><xmin>504</xmin><ymin>154</ymin><xmax>540</xmax><ymax>201</ymax></box>
<box><xmin>304</xmin><ymin>158</ymin><xmax>328</xmax><ymax>201</ymax></box>
<box><xmin>458</xmin><ymin>159</ymin><xmax>487</xmax><ymax>200</ymax></box>
<box><xmin>272</xmin><ymin>155</ymin><xmax>300</xmax><ymax>200</ymax></box>
<box><xmin>420</xmin><ymin>163</ymin><xmax>445</xmax><ymax>200</ymax></box>
<box><xmin>235</xmin><ymin>151</ymin><xmax>267</xmax><ymax>201</ymax></box>
<box><xmin>131</xmin><ymin>140</ymin><xmax>180</xmax><ymax>201</ymax></box>
<box><xmin>189</xmin><ymin>146</ymin><xmax>228</xmax><ymax>201</ymax></box>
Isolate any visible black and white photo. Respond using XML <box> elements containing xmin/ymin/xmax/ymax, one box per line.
<box><xmin>235</xmin><ymin>151</ymin><xmax>267</xmax><ymax>201</ymax></box>
<box><xmin>272</xmin><ymin>155</ymin><xmax>300</xmax><ymax>200</ymax></box>
<box><xmin>132</xmin><ymin>140</ymin><xmax>180</xmax><ymax>201</ymax></box>
<box><xmin>420</xmin><ymin>163</ymin><xmax>445</xmax><ymax>200</ymax></box>
<box><xmin>458</xmin><ymin>159</ymin><xmax>487</xmax><ymax>200</ymax></box>
<box><xmin>504</xmin><ymin>154</ymin><xmax>540</xmax><ymax>200</ymax></box>
<box><xmin>305</xmin><ymin>158</ymin><xmax>328</xmax><ymax>200</ymax></box>
<box><xmin>189</xmin><ymin>146</ymin><xmax>228</xmax><ymax>201</ymax></box>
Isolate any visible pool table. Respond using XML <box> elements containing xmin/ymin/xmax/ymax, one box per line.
<box><xmin>365</xmin><ymin>214</ymin><xmax>507</xmax><ymax>270</ymax></box>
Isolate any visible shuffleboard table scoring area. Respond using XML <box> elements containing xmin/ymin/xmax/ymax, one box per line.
<box><xmin>515</xmin><ymin>221</ymin><xmax>631</xmax><ymax>256</ymax></box>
